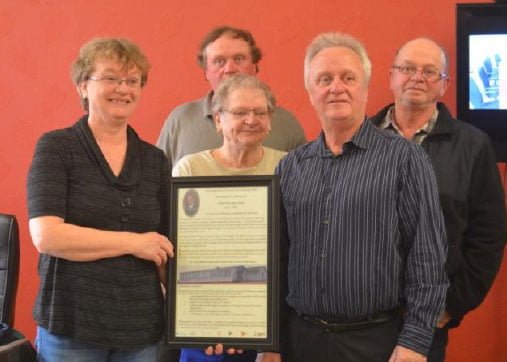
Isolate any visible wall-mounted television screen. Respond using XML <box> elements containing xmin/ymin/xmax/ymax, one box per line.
<box><xmin>457</xmin><ymin>3</ymin><xmax>507</xmax><ymax>161</ymax></box>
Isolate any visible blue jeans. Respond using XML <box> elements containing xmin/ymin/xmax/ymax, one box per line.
<box><xmin>180</xmin><ymin>348</ymin><xmax>224</xmax><ymax>361</ymax></box>
<box><xmin>35</xmin><ymin>326</ymin><xmax>158</xmax><ymax>362</ymax></box>
<box><xmin>180</xmin><ymin>348</ymin><xmax>257</xmax><ymax>362</ymax></box>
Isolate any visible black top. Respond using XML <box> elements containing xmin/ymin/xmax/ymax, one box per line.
<box><xmin>27</xmin><ymin>115</ymin><xmax>169</xmax><ymax>348</ymax></box>
<box><xmin>371</xmin><ymin>103</ymin><xmax>506</xmax><ymax>327</ymax></box>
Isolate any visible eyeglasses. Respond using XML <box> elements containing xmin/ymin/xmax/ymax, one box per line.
<box><xmin>88</xmin><ymin>75</ymin><xmax>142</xmax><ymax>89</ymax></box>
<box><xmin>221</xmin><ymin>108</ymin><xmax>271</xmax><ymax>120</ymax></box>
<box><xmin>392</xmin><ymin>65</ymin><xmax>447</xmax><ymax>81</ymax></box>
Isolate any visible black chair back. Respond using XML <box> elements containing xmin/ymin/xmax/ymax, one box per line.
<box><xmin>0</xmin><ymin>214</ymin><xmax>20</xmax><ymax>326</ymax></box>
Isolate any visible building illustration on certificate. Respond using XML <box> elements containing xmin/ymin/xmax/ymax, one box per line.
<box><xmin>178</xmin><ymin>265</ymin><xmax>267</xmax><ymax>284</ymax></box>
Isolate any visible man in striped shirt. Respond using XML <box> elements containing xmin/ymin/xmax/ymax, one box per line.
<box><xmin>276</xmin><ymin>32</ymin><xmax>448</xmax><ymax>362</ymax></box>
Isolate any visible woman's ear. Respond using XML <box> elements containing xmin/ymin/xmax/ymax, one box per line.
<box><xmin>77</xmin><ymin>81</ymin><xmax>87</xmax><ymax>100</ymax></box>
<box><xmin>214</xmin><ymin>113</ymin><xmax>222</xmax><ymax>134</ymax></box>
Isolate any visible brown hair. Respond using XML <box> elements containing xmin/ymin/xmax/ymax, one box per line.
<box><xmin>196</xmin><ymin>26</ymin><xmax>262</xmax><ymax>70</ymax></box>
<box><xmin>71</xmin><ymin>37</ymin><xmax>151</xmax><ymax>111</ymax></box>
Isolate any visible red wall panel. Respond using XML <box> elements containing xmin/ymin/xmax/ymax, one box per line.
<box><xmin>0</xmin><ymin>1</ymin><xmax>504</xmax><ymax>360</ymax></box>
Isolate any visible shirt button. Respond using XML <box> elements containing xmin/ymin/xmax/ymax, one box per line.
<box><xmin>121</xmin><ymin>198</ymin><xmax>132</xmax><ymax>207</ymax></box>
<box><xmin>323</xmin><ymin>219</ymin><xmax>330</xmax><ymax>224</ymax></box>
<box><xmin>121</xmin><ymin>215</ymin><xmax>129</xmax><ymax>222</ymax></box>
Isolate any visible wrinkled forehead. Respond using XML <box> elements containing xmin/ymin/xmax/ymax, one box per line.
<box><xmin>205</xmin><ymin>35</ymin><xmax>250</xmax><ymax>55</ymax></box>
<box><xmin>310</xmin><ymin>47</ymin><xmax>365</xmax><ymax>75</ymax></box>
<box><xmin>226</xmin><ymin>86</ymin><xmax>268</xmax><ymax>104</ymax></box>
<box><xmin>395</xmin><ymin>40</ymin><xmax>446</xmax><ymax>69</ymax></box>
<box><xmin>96</xmin><ymin>55</ymin><xmax>139</xmax><ymax>71</ymax></box>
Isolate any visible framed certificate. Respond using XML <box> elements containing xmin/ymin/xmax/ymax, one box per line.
<box><xmin>166</xmin><ymin>175</ymin><xmax>280</xmax><ymax>351</ymax></box>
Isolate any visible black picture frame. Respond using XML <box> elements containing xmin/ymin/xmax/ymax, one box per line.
<box><xmin>166</xmin><ymin>175</ymin><xmax>280</xmax><ymax>351</ymax></box>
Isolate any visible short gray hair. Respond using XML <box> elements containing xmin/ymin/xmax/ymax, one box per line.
<box><xmin>211</xmin><ymin>74</ymin><xmax>276</xmax><ymax>114</ymax></box>
<box><xmin>304</xmin><ymin>32</ymin><xmax>372</xmax><ymax>88</ymax></box>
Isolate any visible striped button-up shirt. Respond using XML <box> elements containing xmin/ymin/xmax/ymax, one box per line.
<box><xmin>276</xmin><ymin>119</ymin><xmax>448</xmax><ymax>354</ymax></box>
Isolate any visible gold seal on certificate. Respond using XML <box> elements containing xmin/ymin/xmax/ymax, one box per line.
<box><xmin>166</xmin><ymin>175</ymin><xmax>280</xmax><ymax>351</ymax></box>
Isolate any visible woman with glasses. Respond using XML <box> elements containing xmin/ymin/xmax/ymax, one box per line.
<box><xmin>173</xmin><ymin>74</ymin><xmax>286</xmax><ymax>179</ymax></box>
<box><xmin>27</xmin><ymin>37</ymin><xmax>173</xmax><ymax>361</ymax></box>
<box><xmin>173</xmin><ymin>74</ymin><xmax>286</xmax><ymax>362</ymax></box>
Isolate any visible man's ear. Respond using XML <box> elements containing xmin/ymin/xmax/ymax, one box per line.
<box><xmin>388</xmin><ymin>68</ymin><xmax>396</xmax><ymax>93</ymax></box>
<box><xmin>440</xmin><ymin>76</ymin><xmax>450</xmax><ymax>97</ymax></box>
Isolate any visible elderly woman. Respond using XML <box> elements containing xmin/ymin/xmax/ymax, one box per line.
<box><xmin>173</xmin><ymin>73</ymin><xmax>285</xmax><ymax>362</ymax></box>
<box><xmin>27</xmin><ymin>38</ymin><xmax>173</xmax><ymax>361</ymax></box>
<box><xmin>173</xmin><ymin>74</ymin><xmax>286</xmax><ymax>178</ymax></box>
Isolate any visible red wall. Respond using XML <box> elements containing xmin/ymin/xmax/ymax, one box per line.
<box><xmin>1</xmin><ymin>1</ymin><xmax>505</xmax><ymax>360</ymax></box>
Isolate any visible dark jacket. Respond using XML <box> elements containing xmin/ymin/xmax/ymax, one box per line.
<box><xmin>371</xmin><ymin>102</ymin><xmax>506</xmax><ymax>326</ymax></box>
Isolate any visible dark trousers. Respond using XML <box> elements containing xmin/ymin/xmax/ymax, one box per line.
<box><xmin>158</xmin><ymin>345</ymin><xmax>180</xmax><ymax>362</ymax></box>
<box><xmin>427</xmin><ymin>327</ymin><xmax>449</xmax><ymax>362</ymax></box>
<box><xmin>283</xmin><ymin>309</ymin><xmax>402</xmax><ymax>362</ymax></box>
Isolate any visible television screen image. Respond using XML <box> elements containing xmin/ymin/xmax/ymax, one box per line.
<box><xmin>457</xmin><ymin>3</ymin><xmax>507</xmax><ymax>161</ymax></box>
<box><xmin>469</xmin><ymin>35</ymin><xmax>507</xmax><ymax>110</ymax></box>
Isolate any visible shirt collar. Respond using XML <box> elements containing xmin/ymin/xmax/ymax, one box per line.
<box><xmin>306</xmin><ymin>118</ymin><xmax>372</xmax><ymax>158</ymax></box>
<box><xmin>379</xmin><ymin>106</ymin><xmax>438</xmax><ymax>143</ymax></box>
